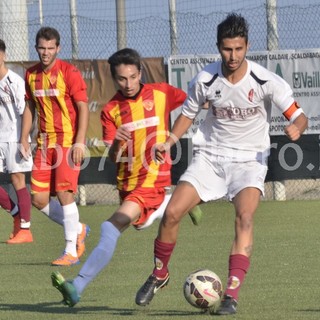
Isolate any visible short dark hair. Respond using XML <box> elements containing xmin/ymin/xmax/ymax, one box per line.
<box><xmin>36</xmin><ymin>27</ymin><xmax>60</xmax><ymax>46</ymax></box>
<box><xmin>108</xmin><ymin>48</ymin><xmax>141</xmax><ymax>78</ymax></box>
<box><xmin>217</xmin><ymin>13</ymin><xmax>249</xmax><ymax>46</ymax></box>
<box><xmin>0</xmin><ymin>39</ymin><xmax>6</xmax><ymax>52</ymax></box>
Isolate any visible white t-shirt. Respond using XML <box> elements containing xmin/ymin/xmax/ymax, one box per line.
<box><xmin>0</xmin><ymin>69</ymin><xmax>26</xmax><ymax>142</ymax></box>
<box><xmin>182</xmin><ymin>60</ymin><xmax>303</xmax><ymax>161</ymax></box>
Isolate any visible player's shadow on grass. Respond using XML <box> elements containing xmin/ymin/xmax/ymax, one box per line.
<box><xmin>0</xmin><ymin>302</ymin><xmax>205</xmax><ymax>317</ymax></box>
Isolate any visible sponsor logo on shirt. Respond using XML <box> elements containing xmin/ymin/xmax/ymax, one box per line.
<box><xmin>0</xmin><ymin>95</ymin><xmax>13</xmax><ymax>104</ymax></box>
<box><xmin>33</xmin><ymin>89</ymin><xmax>59</xmax><ymax>97</ymax></box>
<box><xmin>212</xmin><ymin>105</ymin><xmax>257</xmax><ymax>119</ymax></box>
<box><xmin>121</xmin><ymin>116</ymin><xmax>160</xmax><ymax>131</ymax></box>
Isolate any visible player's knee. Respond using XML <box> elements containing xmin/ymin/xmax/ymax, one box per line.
<box><xmin>163</xmin><ymin>205</ymin><xmax>182</xmax><ymax>226</ymax></box>
<box><xmin>32</xmin><ymin>196</ymin><xmax>48</xmax><ymax>210</ymax></box>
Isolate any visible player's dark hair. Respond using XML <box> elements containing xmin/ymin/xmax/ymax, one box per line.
<box><xmin>0</xmin><ymin>39</ymin><xmax>6</xmax><ymax>52</ymax></box>
<box><xmin>108</xmin><ymin>48</ymin><xmax>141</xmax><ymax>79</ymax></box>
<box><xmin>35</xmin><ymin>27</ymin><xmax>60</xmax><ymax>46</ymax></box>
<box><xmin>216</xmin><ymin>13</ymin><xmax>249</xmax><ymax>46</ymax></box>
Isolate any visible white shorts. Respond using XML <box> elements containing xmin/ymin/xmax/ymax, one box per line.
<box><xmin>179</xmin><ymin>152</ymin><xmax>268</xmax><ymax>202</ymax></box>
<box><xmin>0</xmin><ymin>142</ymin><xmax>33</xmax><ymax>174</ymax></box>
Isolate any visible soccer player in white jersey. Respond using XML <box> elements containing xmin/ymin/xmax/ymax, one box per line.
<box><xmin>136</xmin><ymin>13</ymin><xmax>308</xmax><ymax>315</ymax></box>
<box><xmin>0</xmin><ymin>39</ymin><xmax>33</xmax><ymax>243</ymax></box>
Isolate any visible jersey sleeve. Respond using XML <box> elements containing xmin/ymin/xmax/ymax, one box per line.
<box><xmin>268</xmin><ymin>73</ymin><xmax>304</xmax><ymax>121</ymax></box>
<box><xmin>164</xmin><ymin>83</ymin><xmax>187</xmax><ymax>112</ymax></box>
<box><xmin>181</xmin><ymin>72</ymin><xmax>208</xmax><ymax>119</ymax></box>
<box><xmin>66</xmin><ymin>65</ymin><xmax>88</xmax><ymax>103</ymax></box>
<box><xmin>14</xmin><ymin>73</ymin><xmax>26</xmax><ymax>115</ymax></box>
<box><xmin>100</xmin><ymin>105</ymin><xmax>117</xmax><ymax>146</ymax></box>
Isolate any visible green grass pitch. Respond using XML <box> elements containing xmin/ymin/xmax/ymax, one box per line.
<box><xmin>0</xmin><ymin>200</ymin><xmax>319</xmax><ymax>320</ymax></box>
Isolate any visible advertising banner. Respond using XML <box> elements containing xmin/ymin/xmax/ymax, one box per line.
<box><xmin>168</xmin><ymin>49</ymin><xmax>320</xmax><ymax>137</ymax></box>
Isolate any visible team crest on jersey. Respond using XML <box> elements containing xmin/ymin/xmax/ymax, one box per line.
<box><xmin>49</xmin><ymin>75</ymin><xmax>57</xmax><ymax>85</ymax></box>
<box><xmin>248</xmin><ymin>89</ymin><xmax>254</xmax><ymax>102</ymax></box>
<box><xmin>3</xmin><ymin>85</ymin><xmax>11</xmax><ymax>95</ymax></box>
<box><xmin>142</xmin><ymin>99</ymin><xmax>154</xmax><ymax>111</ymax></box>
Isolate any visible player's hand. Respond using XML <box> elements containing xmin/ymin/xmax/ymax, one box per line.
<box><xmin>284</xmin><ymin>123</ymin><xmax>301</xmax><ymax>141</ymax></box>
<box><xmin>114</xmin><ymin>126</ymin><xmax>131</xmax><ymax>142</ymax></box>
<box><xmin>72</xmin><ymin>143</ymin><xmax>86</xmax><ymax>165</ymax></box>
<box><xmin>153</xmin><ymin>142</ymin><xmax>171</xmax><ymax>164</ymax></box>
<box><xmin>19</xmin><ymin>140</ymin><xmax>32</xmax><ymax>160</ymax></box>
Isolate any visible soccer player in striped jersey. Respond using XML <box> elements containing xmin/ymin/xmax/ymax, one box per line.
<box><xmin>136</xmin><ymin>13</ymin><xmax>308</xmax><ymax>315</ymax></box>
<box><xmin>20</xmin><ymin>27</ymin><xmax>90</xmax><ymax>266</ymax></box>
<box><xmin>0</xmin><ymin>39</ymin><xmax>33</xmax><ymax>243</ymax></box>
<box><xmin>51</xmin><ymin>47</ymin><xmax>203</xmax><ymax>307</ymax></box>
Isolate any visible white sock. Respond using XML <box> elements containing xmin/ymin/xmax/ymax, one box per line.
<box><xmin>40</xmin><ymin>199</ymin><xmax>64</xmax><ymax>225</ymax></box>
<box><xmin>137</xmin><ymin>194</ymin><xmax>171</xmax><ymax>230</ymax></box>
<box><xmin>73</xmin><ymin>221</ymin><xmax>120</xmax><ymax>295</ymax></box>
<box><xmin>62</xmin><ymin>202</ymin><xmax>79</xmax><ymax>257</ymax></box>
<box><xmin>41</xmin><ymin>199</ymin><xmax>83</xmax><ymax>235</ymax></box>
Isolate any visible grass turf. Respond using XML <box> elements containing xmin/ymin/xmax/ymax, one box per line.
<box><xmin>0</xmin><ymin>200</ymin><xmax>319</xmax><ymax>319</ymax></box>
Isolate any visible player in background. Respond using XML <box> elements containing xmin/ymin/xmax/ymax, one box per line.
<box><xmin>20</xmin><ymin>27</ymin><xmax>90</xmax><ymax>266</ymax></box>
<box><xmin>135</xmin><ymin>13</ymin><xmax>308</xmax><ymax>315</ymax></box>
<box><xmin>51</xmin><ymin>47</ymin><xmax>203</xmax><ymax>306</ymax></box>
<box><xmin>0</xmin><ymin>39</ymin><xmax>33</xmax><ymax>244</ymax></box>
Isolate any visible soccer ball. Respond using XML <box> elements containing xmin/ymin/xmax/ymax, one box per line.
<box><xmin>183</xmin><ymin>269</ymin><xmax>223</xmax><ymax>309</ymax></box>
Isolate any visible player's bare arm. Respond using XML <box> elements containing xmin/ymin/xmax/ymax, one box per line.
<box><xmin>72</xmin><ymin>101</ymin><xmax>89</xmax><ymax>164</ymax></box>
<box><xmin>108</xmin><ymin>126</ymin><xmax>132</xmax><ymax>162</ymax></box>
<box><xmin>154</xmin><ymin>114</ymin><xmax>193</xmax><ymax>163</ymax></box>
<box><xmin>20</xmin><ymin>100</ymin><xmax>35</xmax><ymax>160</ymax></box>
<box><xmin>284</xmin><ymin>113</ymin><xmax>308</xmax><ymax>141</ymax></box>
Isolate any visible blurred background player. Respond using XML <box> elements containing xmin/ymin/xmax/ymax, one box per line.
<box><xmin>51</xmin><ymin>47</ymin><xmax>202</xmax><ymax>306</ymax></box>
<box><xmin>135</xmin><ymin>13</ymin><xmax>308</xmax><ymax>315</ymax></box>
<box><xmin>0</xmin><ymin>39</ymin><xmax>33</xmax><ymax>244</ymax></box>
<box><xmin>20</xmin><ymin>27</ymin><xmax>90</xmax><ymax>266</ymax></box>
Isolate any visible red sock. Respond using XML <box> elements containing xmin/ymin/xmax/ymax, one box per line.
<box><xmin>224</xmin><ymin>254</ymin><xmax>250</xmax><ymax>301</ymax></box>
<box><xmin>153</xmin><ymin>238</ymin><xmax>175</xmax><ymax>279</ymax></box>
<box><xmin>16</xmin><ymin>187</ymin><xmax>31</xmax><ymax>227</ymax></box>
<box><xmin>0</xmin><ymin>186</ymin><xmax>16</xmax><ymax>212</ymax></box>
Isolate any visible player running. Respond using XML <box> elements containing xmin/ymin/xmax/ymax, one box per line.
<box><xmin>135</xmin><ymin>13</ymin><xmax>308</xmax><ymax>315</ymax></box>
<box><xmin>51</xmin><ymin>48</ymin><xmax>203</xmax><ymax>306</ymax></box>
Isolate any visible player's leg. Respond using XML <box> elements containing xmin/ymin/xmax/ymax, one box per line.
<box><xmin>0</xmin><ymin>144</ymin><xmax>19</xmax><ymax>238</ymax></box>
<box><xmin>136</xmin><ymin>153</ymin><xmax>227</xmax><ymax>306</ymax></box>
<box><xmin>51</xmin><ymin>190</ymin><xmax>80</xmax><ymax>265</ymax></box>
<box><xmin>52</xmin><ymin>200</ymin><xmax>141</xmax><ymax>306</ymax></box>
<box><xmin>216</xmin><ymin>160</ymin><xmax>267</xmax><ymax>315</ymax></box>
<box><xmin>6</xmin><ymin>171</ymin><xmax>33</xmax><ymax>244</ymax></box>
<box><xmin>0</xmin><ymin>185</ymin><xmax>20</xmax><ymax>237</ymax></box>
<box><xmin>136</xmin><ymin>181</ymin><xmax>201</xmax><ymax>306</ymax></box>
<box><xmin>50</xmin><ymin>147</ymin><xmax>89</xmax><ymax>266</ymax></box>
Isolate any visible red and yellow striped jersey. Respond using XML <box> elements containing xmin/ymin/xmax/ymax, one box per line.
<box><xmin>25</xmin><ymin>59</ymin><xmax>88</xmax><ymax>148</ymax></box>
<box><xmin>101</xmin><ymin>82</ymin><xmax>186</xmax><ymax>191</ymax></box>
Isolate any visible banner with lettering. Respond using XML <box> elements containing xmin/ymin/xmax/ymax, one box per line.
<box><xmin>168</xmin><ymin>49</ymin><xmax>320</xmax><ymax>137</ymax></box>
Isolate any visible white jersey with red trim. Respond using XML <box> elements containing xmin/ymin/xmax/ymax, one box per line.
<box><xmin>0</xmin><ymin>69</ymin><xmax>26</xmax><ymax>142</ymax></box>
<box><xmin>182</xmin><ymin>59</ymin><xmax>303</xmax><ymax>161</ymax></box>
